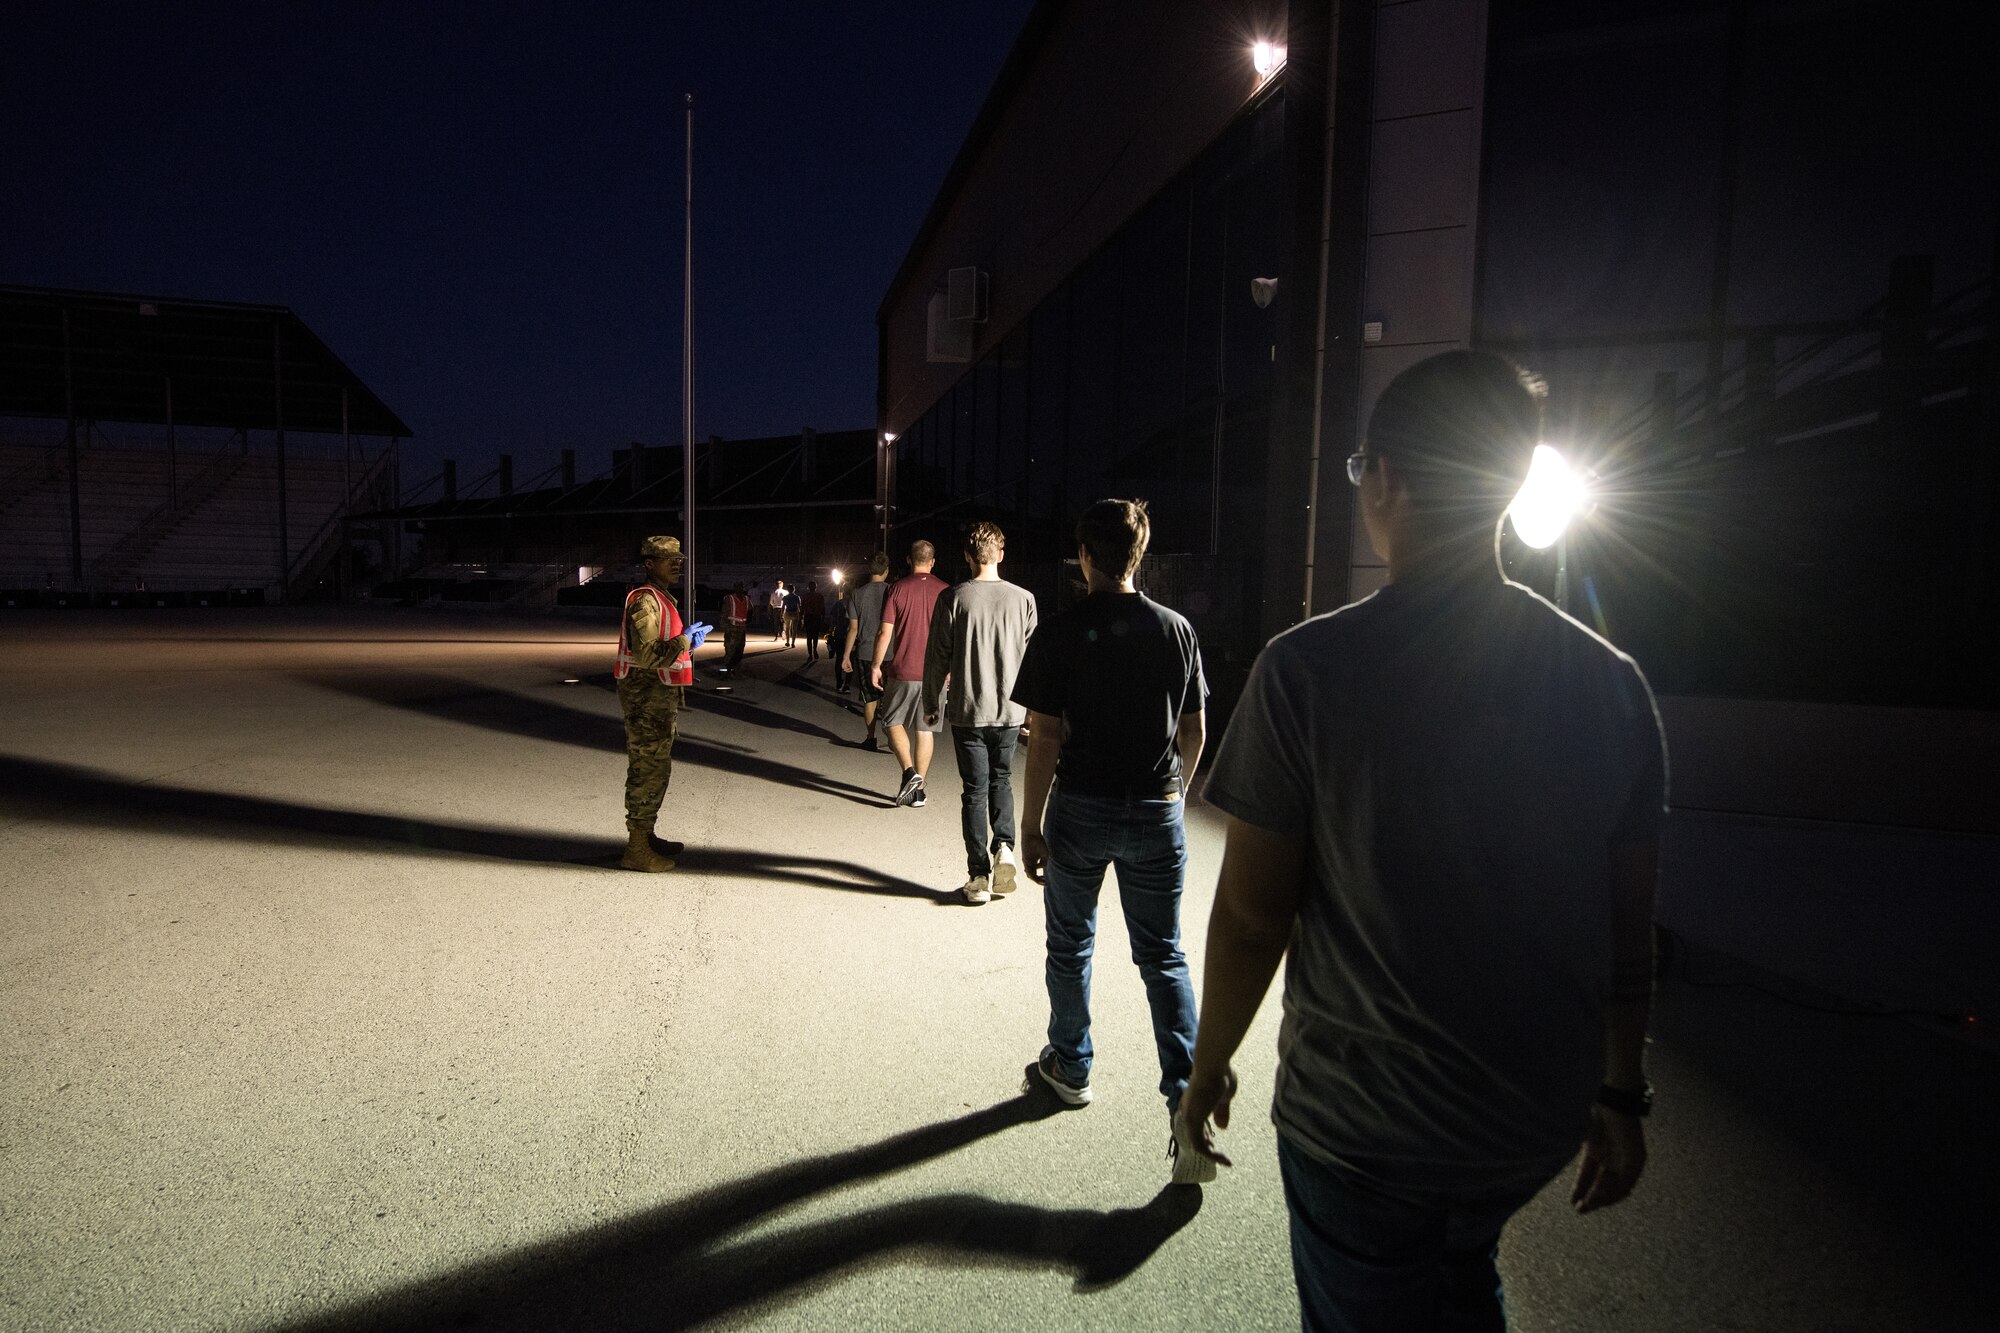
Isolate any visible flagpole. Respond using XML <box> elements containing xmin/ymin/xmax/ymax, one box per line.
<box><xmin>682</xmin><ymin>91</ymin><xmax>696</xmax><ymax>619</ymax></box>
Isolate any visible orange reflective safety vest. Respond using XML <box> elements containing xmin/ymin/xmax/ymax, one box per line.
<box><xmin>614</xmin><ymin>584</ymin><xmax>694</xmax><ymax>685</ymax></box>
<box><xmin>722</xmin><ymin>592</ymin><xmax>749</xmax><ymax>626</ymax></box>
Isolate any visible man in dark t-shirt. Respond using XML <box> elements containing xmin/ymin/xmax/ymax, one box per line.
<box><xmin>1182</xmin><ymin>352</ymin><xmax>1665</xmax><ymax>1330</ymax></box>
<box><xmin>1011</xmin><ymin>498</ymin><xmax>1213</xmax><ymax>1186</ymax></box>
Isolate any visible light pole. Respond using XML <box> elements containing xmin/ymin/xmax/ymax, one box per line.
<box><xmin>879</xmin><ymin>431</ymin><xmax>896</xmax><ymax>552</ymax></box>
<box><xmin>682</xmin><ymin>91</ymin><xmax>697</xmax><ymax>618</ymax></box>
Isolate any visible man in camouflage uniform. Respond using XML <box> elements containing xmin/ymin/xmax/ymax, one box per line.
<box><xmin>617</xmin><ymin>535</ymin><xmax>708</xmax><ymax>872</ymax></box>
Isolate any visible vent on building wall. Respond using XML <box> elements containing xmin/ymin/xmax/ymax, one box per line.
<box><xmin>927</xmin><ymin>290</ymin><xmax>974</xmax><ymax>363</ymax></box>
<box><xmin>947</xmin><ymin>266</ymin><xmax>989</xmax><ymax>323</ymax></box>
<box><xmin>925</xmin><ymin>266</ymin><xmax>989</xmax><ymax>363</ymax></box>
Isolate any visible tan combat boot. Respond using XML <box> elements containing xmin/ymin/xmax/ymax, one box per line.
<box><xmin>621</xmin><ymin>828</ymin><xmax>675</xmax><ymax>872</ymax></box>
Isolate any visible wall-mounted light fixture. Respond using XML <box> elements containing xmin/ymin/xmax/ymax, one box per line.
<box><xmin>1252</xmin><ymin>40</ymin><xmax>1287</xmax><ymax>81</ymax></box>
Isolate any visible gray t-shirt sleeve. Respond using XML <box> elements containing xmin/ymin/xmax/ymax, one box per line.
<box><xmin>1203</xmin><ymin>640</ymin><xmax>1313</xmax><ymax>838</ymax></box>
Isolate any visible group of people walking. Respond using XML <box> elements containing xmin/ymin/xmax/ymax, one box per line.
<box><xmin>607</xmin><ymin>352</ymin><xmax>1665</xmax><ymax>1332</ymax></box>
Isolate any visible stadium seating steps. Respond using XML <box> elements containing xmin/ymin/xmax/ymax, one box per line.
<box><xmin>0</xmin><ymin>443</ymin><xmax>356</xmax><ymax>602</ymax></box>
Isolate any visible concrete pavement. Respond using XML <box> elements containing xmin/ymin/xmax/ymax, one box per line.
<box><xmin>1</xmin><ymin>607</ymin><xmax>1993</xmax><ymax>1330</ymax></box>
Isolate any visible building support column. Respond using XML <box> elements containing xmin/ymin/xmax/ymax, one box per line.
<box><xmin>338</xmin><ymin>388</ymin><xmax>351</xmax><ymax>601</ymax></box>
<box><xmin>1704</xmin><ymin>1</ymin><xmax>1749</xmax><ymax>436</ymax></box>
<box><xmin>167</xmin><ymin>376</ymin><xmax>178</xmax><ymax>511</ymax></box>
<box><xmin>1267</xmin><ymin>0</ymin><xmax>1372</xmax><ymax>639</ymax></box>
<box><xmin>63</xmin><ymin>307</ymin><xmax>83</xmax><ymax>585</ymax></box>
<box><xmin>390</xmin><ymin>438</ymin><xmax>404</xmax><ymax>579</ymax></box>
<box><xmin>273</xmin><ymin>319</ymin><xmax>289</xmax><ymax>601</ymax></box>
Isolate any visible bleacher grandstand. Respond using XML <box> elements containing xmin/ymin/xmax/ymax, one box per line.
<box><xmin>0</xmin><ymin>438</ymin><xmax>388</xmax><ymax>601</ymax></box>
<box><xmin>0</xmin><ymin>286</ymin><xmax>410</xmax><ymax>605</ymax></box>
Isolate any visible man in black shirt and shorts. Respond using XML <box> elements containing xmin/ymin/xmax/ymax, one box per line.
<box><xmin>1012</xmin><ymin>498</ymin><xmax>1213</xmax><ymax>1185</ymax></box>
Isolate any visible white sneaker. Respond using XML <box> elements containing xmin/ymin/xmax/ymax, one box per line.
<box><xmin>960</xmin><ymin>875</ymin><xmax>992</xmax><ymax>905</ymax></box>
<box><xmin>992</xmin><ymin>845</ymin><xmax>1019</xmax><ymax>895</ymax></box>
<box><xmin>1169</xmin><ymin>1108</ymin><xmax>1220</xmax><ymax>1185</ymax></box>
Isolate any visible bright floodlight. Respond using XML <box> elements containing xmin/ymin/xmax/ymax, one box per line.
<box><xmin>1252</xmin><ymin>40</ymin><xmax>1286</xmax><ymax>77</ymax></box>
<box><xmin>831</xmin><ymin>569</ymin><xmax>844</xmax><ymax>585</ymax></box>
<box><xmin>1509</xmin><ymin>444</ymin><xmax>1588</xmax><ymax>549</ymax></box>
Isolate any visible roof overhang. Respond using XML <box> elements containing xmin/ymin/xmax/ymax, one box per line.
<box><xmin>0</xmin><ymin>285</ymin><xmax>412</xmax><ymax>436</ymax></box>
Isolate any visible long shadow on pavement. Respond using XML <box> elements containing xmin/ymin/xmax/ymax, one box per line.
<box><xmin>678</xmin><ymin>846</ymin><xmax>958</xmax><ymax>904</ymax></box>
<box><xmin>296</xmin><ymin>671</ymin><xmax>890</xmax><ymax>807</ymax></box>
<box><xmin>687</xmin><ymin>678</ymin><xmax>848</xmax><ymax>743</ymax></box>
<box><xmin>279</xmin><ymin>1086</ymin><xmax>1202</xmax><ymax>1331</ymax></box>
<box><xmin>0</xmin><ymin>753</ymin><xmax>609</xmax><ymax>864</ymax></box>
<box><xmin>0</xmin><ymin>757</ymin><xmax>935</xmax><ymax>900</ymax></box>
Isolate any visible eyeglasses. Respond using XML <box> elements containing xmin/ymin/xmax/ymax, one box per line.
<box><xmin>1345</xmin><ymin>451</ymin><xmax>1374</xmax><ymax>487</ymax></box>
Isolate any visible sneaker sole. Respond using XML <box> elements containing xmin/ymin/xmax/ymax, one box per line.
<box><xmin>1171</xmin><ymin>1147</ymin><xmax>1219</xmax><ymax>1185</ymax></box>
<box><xmin>1034</xmin><ymin>1062</ymin><xmax>1093</xmax><ymax>1106</ymax></box>
<box><xmin>1171</xmin><ymin>1117</ymin><xmax>1220</xmax><ymax>1184</ymax></box>
<box><xmin>992</xmin><ymin>861</ymin><xmax>1017</xmax><ymax>895</ymax></box>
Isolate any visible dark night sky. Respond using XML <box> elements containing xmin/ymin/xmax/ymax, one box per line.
<box><xmin>1</xmin><ymin>1</ymin><xmax>1037</xmax><ymax>483</ymax></box>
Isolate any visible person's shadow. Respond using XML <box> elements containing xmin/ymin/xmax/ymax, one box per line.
<box><xmin>0</xmin><ymin>755</ymin><xmax>935</xmax><ymax>896</ymax></box>
<box><xmin>599</xmin><ymin>845</ymin><xmax>962</xmax><ymax>905</ymax></box>
<box><xmin>279</xmin><ymin>1081</ymin><xmax>1203</xmax><ymax>1331</ymax></box>
<box><xmin>295</xmin><ymin>671</ymin><xmax>891</xmax><ymax>807</ymax></box>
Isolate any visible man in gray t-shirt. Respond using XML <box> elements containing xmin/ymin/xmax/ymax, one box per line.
<box><xmin>1180</xmin><ymin>352</ymin><xmax>1666</xmax><ymax>1330</ymax></box>
<box><xmin>840</xmin><ymin>552</ymin><xmax>892</xmax><ymax>749</ymax></box>
<box><xmin>921</xmin><ymin>520</ymin><xmax>1037</xmax><ymax>903</ymax></box>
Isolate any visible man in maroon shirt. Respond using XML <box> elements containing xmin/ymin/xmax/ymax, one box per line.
<box><xmin>870</xmin><ymin>540</ymin><xmax>948</xmax><ymax>807</ymax></box>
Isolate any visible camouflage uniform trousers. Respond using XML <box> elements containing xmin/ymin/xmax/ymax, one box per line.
<box><xmin>619</xmin><ymin>676</ymin><xmax>684</xmax><ymax>831</ymax></box>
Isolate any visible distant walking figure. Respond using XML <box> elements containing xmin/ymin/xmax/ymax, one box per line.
<box><xmin>1183</xmin><ymin>351</ymin><xmax>1667</xmax><ymax>1331</ymax></box>
<box><xmin>783</xmin><ymin>584</ymin><xmax>802</xmax><ymax>647</ymax></box>
<box><xmin>768</xmin><ymin>581</ymin><xmax>789</xmax><ymax>640</ymax></box>
<box><xmin>843</xmin><ymin>552</ymin><xmax>892</xmax><ymax>750</ymax></box>
<box><xmin>923</xmin><ymin>521</ymin><xmax>1037</xmax><ymax>905</ymax></box>
<box><xmin>720</xmin><ymin>583</ymin><xmax>750</xmax><ymax>673</ymax></box>
<box><xmin>1013</xmin><ymin>499</ymin><xmax>1211</xmax><ymax>1184</ymax></box>
<box><xmin>801</xmin><ymin>582</ymin><xmax>827</xmax><ymax>661</ymax></box>
<box><xmin>828</xmin><ymin>581</ymin><xmax>854</xmax><ymax>689</ymax></box>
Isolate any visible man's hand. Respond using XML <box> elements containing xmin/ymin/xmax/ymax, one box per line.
<box><xmin>1571</xmin><ymin>1105</ymin><xmax>1647</xmax><ymax>1214</ymax></box>
<box><xmin>840</xmin><ymin>651</ymin><xmax>852</xmax><ymax>672</ymax></box>
<box><xmin>870</xmin><ymin>663</ymin><xmax>884</xmax><ymax>689</ymax></box>
<box><xmin>1020</xmin><ymin>829</ymin><xmax>1049</xmax><ymax>885</ymax></box>
<box><xmin>1177</xmin><ymin>1065</ymin><xmax>1238</xmax><ymax>1168</ymax></box>
<box><xmin>925</xmin><ymin>712</ymin><xmax>940</xmax><ymax>727</ymax></box>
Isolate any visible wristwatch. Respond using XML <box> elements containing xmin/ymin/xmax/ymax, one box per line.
<box><xmin>1596</xmin><ymin>1082</ymin><xmax>1653</xmax><ymax>1117</ymax></box>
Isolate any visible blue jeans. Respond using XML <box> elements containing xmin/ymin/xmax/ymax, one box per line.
<box><xmin>1277</xmin><ymin>1134</ymin><xmax>1556</xmax><ymax>1333</ymax></box>
<box><xmin>950</xmin><ymin>725</ymin><xmax>1019</xmax><ymax>877</ymax></box>
<box><xmin>1041</xmin><ymin>787</ymin><xmax>1195</xmax><ymax>1111</ymax></box>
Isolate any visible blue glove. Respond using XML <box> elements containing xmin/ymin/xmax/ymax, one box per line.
<box><xmin>685</xmin><ymin>622</ymin><xmax>713</xmax><ymax>651</ymax></box>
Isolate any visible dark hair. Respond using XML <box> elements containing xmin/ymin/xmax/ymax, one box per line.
<box><xmin>1076</xmin><ymin>499</ymin><xmax>1150</xmax><ymax>581</ymax></box>
<box><xmin>909</xmin><ymin>539</ymin><xmax>936</xmax><ymax>565</ymax></box>
<box><xmin>1366</xmin><ymin>350</ymin><xmax>1545</xmax><ymax>511</ymax></box>
<box><xmin>965</xmin><ymin>520</ymin><xmax>1005</xmax><ymax>565</ymax></box>
<box><xmin>868</xmin><ymin>550</ymin><xmax>891</xmax><ymax>576</ymax></box>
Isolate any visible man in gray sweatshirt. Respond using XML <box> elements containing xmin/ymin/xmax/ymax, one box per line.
<box><xmin>923</xmin><ymin>520</ymin><xmax>1039</xmax><ymax>905</ymax></box>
